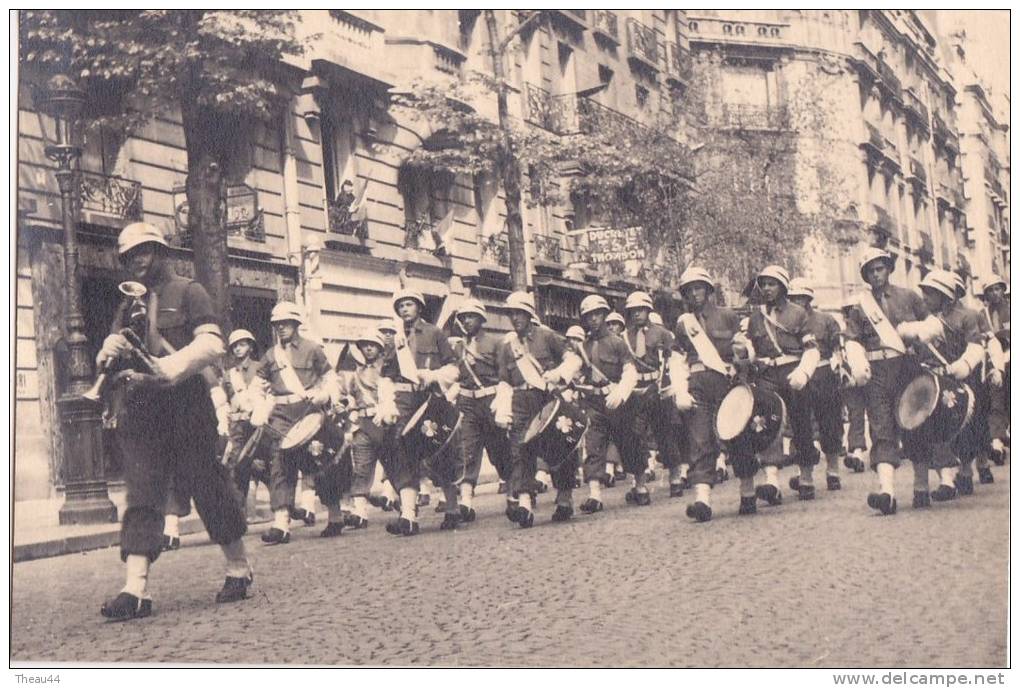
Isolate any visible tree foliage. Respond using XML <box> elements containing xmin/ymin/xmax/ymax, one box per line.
<box><xmin>20</xmin><ymin>10</ymin><xmax>306</xmax><ymax>328</ymax></box>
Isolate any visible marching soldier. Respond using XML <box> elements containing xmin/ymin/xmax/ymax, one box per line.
<box><xmin>670</xmin><ymin>267</ymin><xmax>741</xmax><ymax>521</ymax></box>
<box><xmin>732</xmin><ymin>265</ymin><xmax>821</xmax><ymax>507</ymax></box>
<box><xmin>840</xmin><ymin>301</ymin><xmax>869</xmax><ymax>474</ymax></box>
<box><xmin>575</xmin><ymin>295</ymin><xmax>643</xmax><ymax>511</ymax></box>
<box><xmin>787</xmin><ymin>278</ymin><xmax>846</xmax><ymax>492</ymax></box>
<box><xmin>977</xmin><ymin>275</ymin><xmax>1009</xmax><ymax>467</ymax></box>
<box><xmin>251</xmin><ymin>302</ymin><xmax>336</xmax><ymax>544</ymax></box>
<box><xmin>98</xmin><ymin>222</ymin><xmax>251</xmax><ymax>620</ymax></box>
<box><xmin>843</xmin><ymin>248</ymin><xmax>930</xmax><ymax>515</ymax></box>
<box><xmin>898</xmin><ymin>270</ymin><xmax>987</xmax><ymax>503</ymax></box>
<box><xmin>623</xmin><ymin>290</ymin><xmax>685</xmax><ymax>498</ymax></box>
<box><xmin>381</xmin><ymin>290</ymin><xmax>459</xmax><ymax>536</ymax></box>
<box><xmin>334</xmin><ymin>329</ymin><xmax>400</xmax><ymax>532</ymax></box>
<box><xmin>368</xmin><ymin>321</ymin><xmax>403</xmax><ymax>513</ymax></box>
<box><xmin>497</xmin><ymin>291</ymin><xmax>582</xmax><ymax>527</ymax></box>
<box><xmin>222</xmin><ymin>329</ymin><xmax>265</xmax><ymax>511</ymax></box>
<box><xmin>450</xmin><ymin>299</ymin><xmax>513</xmax><ymax>526</ymax></box>
<box><xmin>605</xmin><ymin>311</ymin><xmax>626</xmax><ymax>337</ymax></box>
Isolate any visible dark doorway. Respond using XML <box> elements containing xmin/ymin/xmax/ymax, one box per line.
<box><xmin>82</xmin><ymin>273</ymin><xmax>127</xmax><ymax>481</ymax></box>
<box><xmin>230</xmin><ymin>289</ymin><xmax>276</xmax><ymax>356</ymax></box>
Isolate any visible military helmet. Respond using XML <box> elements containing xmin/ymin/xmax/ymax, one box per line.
<box><xmin>270</xmin><ymin>302</ymin><xmax>304</xmax><ymax>324</ymax></box>
<box><xmin>566</xmin><ymin>325</ymin><xmax>586</xmax><ymax>341</ymax></box>
<box><xmin>648</xmin><ymin>312</ymin><xmax>664</xmax><ymax>326</ymax></box>
<box><xmin>787</xmin><ymin>278</ymin><xmax>815</xmax><ymax>300</ymax></box>
<box><xmin>579</xmin><ymin>294</ymin><xmax>611</xmax><ymax>317</ymax></box>
<box><xmin>355</xmin><ymin>329</ymin><xmax>385</xmax><ymax>348</ymax></box>
<box><xmin>605</xmin><ymin>312</ymin><xmax>626</xmax><ymax>326</ymax></box>
<box><xmin>624</xmin><ymin>291</ymin><xmax>654</xmax><ymax>311</ymax></box>
<box><xmin>678</xmin><ymin>267</ymin><xmax>714</xmax><ymax>292</ymax></box>
<box><xmin>392</xmin><ymin>289</ymin><xmax>426</xmax><ymax>313</ymax></box>
<box><xmin>756</xmin><ymin>265</ymin><xmax>791</xmax><ymax>292</ymax></box>
<box><xmin>456</xmin><ymin>298</ymin><xmax>488</xmax><ymax>321</ymax></box>
<box><xmin>506</xmin><ymin>291</ymin><xmax>538</xmax><ymax>318</ymax></box>
<box><xmin>919</xmin><ymin>270</ymin><xmax>957</xmax><ymax>301</ymax></box>
<box><xmin>227</xmin><ymin>329</ymin><xmax>256</xmax><ymax>347</ymax></box>
<box><xmin>118</xmin><ymin>222</ymin><xmax>168</xmax><ymax>256</ymax></box>
<box><xmin>858</xmin><ymin>247</ymin><xmax>896</xmax><ymax>281</ymax></box>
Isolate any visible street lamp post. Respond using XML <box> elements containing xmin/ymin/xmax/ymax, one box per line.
<box><xmin>39</xmin><ymin>73</ymin><xmax>118</xmax><ymax>525</ymax></box>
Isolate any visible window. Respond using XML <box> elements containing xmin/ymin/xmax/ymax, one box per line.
<box><xmin>598</xmin><ymin>64</ymin><xmax>617</xmax><ymax>109</ymax></box>
<box><xmin>398</xmin><ymin>165</ymin><xmax>454</xmax><ymax>252</ymax></box>
<box><xmin>320</xmin><ymin>108</ymin><xmax>357</xmax><ymax>206</ymax></box>
<box><xmin>635</xmin><ymin>84</ymin><xmax>650</xmax><ymax>109</ymax></box>
<box><xmin>81</xmin><ymin>124</ymin><xmax>125</xmax><ymax>176</ymax></box>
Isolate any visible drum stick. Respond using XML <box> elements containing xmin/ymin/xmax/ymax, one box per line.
<box><xmin>234</xmin><ymin>426</ymin><xmax>265</xmax><ymax>469</ymax></box>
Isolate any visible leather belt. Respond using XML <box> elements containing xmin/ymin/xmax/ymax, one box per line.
<box><xmin>689</xmin><ymin>362</ymin><xmax>734</xmax><ymax>375</ymax></box>
<box><xmin>393</xmin><ymin>382</ymin><xmax>421</xmax><ymax>393</ymax></box>
<box><xmin>759</xmin><ymin>354</ymin><xmax>799</xmax><ymax>368</ymax></box>
<box><xmin>637</xmin><ymin>371</ymin><xmax>659</xmax><ymax>382</ymax></box>
<box><xmin>865</xmin><ymin>349</ymin><xmax>903</xmax><ymax>362</ymax></box>
<box><xmin>459</xmin><ymin>385</ymin><xmax>496</xmax><ymax>399</ymax></box>
<box><xmin>817</xmin><ymin>358</ymin><xmax>830</xmax><ymax>369</ymax></box>
<box><xmin>273</xmin><ymin>393</ymin><xmax>306</xmax><ymax>404</ymax></box>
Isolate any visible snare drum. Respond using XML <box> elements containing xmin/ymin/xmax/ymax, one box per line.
<box><xmin>522</xmin><ymin>397</ymin><xmax>589</xmax><ymax>472</ymax></box>
<box><xmin>715</xmin><ymin>383</ymin><xmax>785</xmax><ymax>453</ymax></box>
<box><xmin>895</xmin><ymin>369</ymin><xmax>974</xmax><ymax>444</ymax></box>
<box><xmin>401</xmin><ymin>394</ymin><xmax>463</xmax><ymax>484</ymax></box>
<box><xmin>280</xmin><ymin>411</ymin><xmax>325</xmax><ymax>451</ymax></box>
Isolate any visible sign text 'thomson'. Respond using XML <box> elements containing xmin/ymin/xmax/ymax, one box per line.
<box><xmin>586</xmin><ymin>226</ymin><xmax>645</xmax><ymax>264</ymax></box>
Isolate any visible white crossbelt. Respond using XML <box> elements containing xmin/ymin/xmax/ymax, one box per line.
<box><xmin>273</xmin><ymin>393</ymin><xmax>306</xmax><ymax>404</ymax></box>
<box><xmin>393</xmin><ymin>382</ymin><xmax>421</xmax><ymax>393</ymax></box>
<box><xmin>689</xmin><ymin>362</ymin><xmax>734</xmax><ymax>375</ymax></box>
<box><xmin>636</xmin><ymin>371</ymin><xmax>659</xmax><ymax>382</ymax></box>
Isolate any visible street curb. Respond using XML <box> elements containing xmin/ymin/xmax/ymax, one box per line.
<box><xmin>13</xmin><ymin>476</ymin><xmax>505</xmax><ymax>563</ymax></box>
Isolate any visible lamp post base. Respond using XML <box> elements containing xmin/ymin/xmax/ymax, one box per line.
<box><xmin>56</xmin><ymin>393</ymin><xmax>118</xmax><ymax>526</ymax></box>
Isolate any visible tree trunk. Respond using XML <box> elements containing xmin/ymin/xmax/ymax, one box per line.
<box><xmin>484</xmin><ymin>10</ymin><xmax>528</xmax><ymax>292</ymax></box>
<box><xmin>180</xmin><ymin>98</ymin><xmax>232</xmax><ymax>333</ymax></box>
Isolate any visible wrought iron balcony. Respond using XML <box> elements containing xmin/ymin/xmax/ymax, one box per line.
<box><xmin>550</xmin><ymin>9</ymin><xmax>587</xmax><ymax>29</ymax></box>
<box><xmin>720</xmin><ymin>103</ymin><xmax>790</xmax><ymax>130</ymax></box>
<box><xmin>79</xmin><ymin>171</ymin><xmax>142</xmax><ymax>226</ymax></box>
<box><xmin>592</xmin><ymin>10</ymin><xmax>619</xmax><ymax>43</ymax></box>
<box><xmin>480</xmin><ymin>230</ymin><xmax>509</xmax><ymax>267</ymax></box>
<box><xmin>525</xmin><ymin>83</ymin><xmax>574</xmax><ymax>134</ymax></box>
<box><xmin>626</xmin><ymin>18</ymin><xmax>659</xmax><ymax>69</ymax></box>
<box><xmin>533</xmin><ymin>233</ymin><xmax>562</xmax><ymax>264</ymax></box>
<box><xmin>403</xmin><ymin>216</ymin><xmax>433</xmax><ymax>251</ymax></box>
<box><xmin>573</xmin><ymin>96</ymin><xmax>647</xmax><ymax>136</ymax></box>
<box><xmin>876</xmin><ymin>58</ymin><xmax>901</xmax><ymax>98</ymax></box>
<box><xmin>903</xmin><ymin>87</ymin><xmax>929</xmax><ymax>129</ymax></box>
<box><xmin>861</xmin><ymin>122</ymin><xmax>885</xmax><ymax>156</ymax></box>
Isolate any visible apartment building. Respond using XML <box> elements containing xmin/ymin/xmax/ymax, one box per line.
<box><xmin>15</xmin><ymin>10</ymin><xmax>689</xmax><ymax>500</ymax></box>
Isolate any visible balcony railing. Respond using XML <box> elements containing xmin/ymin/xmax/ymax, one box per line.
<box><xmin>480</xmin><ymin>230</ymin><xmax>509</xmax><ymax>267</ymax></box>
<box><xmin>918</xmin><ymin>232</ymin><xmax>934</xmax><ymax>261</ymax></box>
<box><xmin>533</xmin><ymin>233</ymin><xmax>562</xmax><ymax>264</ymax></box>
<box><xmin>665</xmin><ymin>42</ymin><xmax>692</xmax><ymax>84</ymax></box>
<box><xmin>876</xmin><ymin>58</ymin><xmax>902</xmax><ymax>98</ymax></box>
<box><xmin>903</xmin><ymin>87</ymin><xmax>929</xmax><ymax>128</ymax></box>
<box><xmin>909</xmin><ymin>157</ymin><xmax>926</xmax><ymax>182</ymax></box>
<box><xmin>79</xmin><ymin>171</ymin><xmax>143</xmax><ymax>225</ymax></box>
<box><xmin>591</xmin><ymin>10</ymin><xmax>619</xmax><ymax>43</ymax></box>
<box><xmin>524</xmin><ymin>83</ymin><xmax>581</xmax><ymax>135</ymax></box>
<box><xmin>550</xmin><ymin>9</ymin><xmax>587</xmax><ymax>28</ymax></box>
<box><xmin>626</xmin><ymin>18</ymin><xmax>659</xmax><ymax>69</ymax></box>
<box><xmin>863</xmin><ymin>121</ymin><xmax>885</xmax><ymax>151</ymax></box>
<box><xmin>720</xmin><ymin>103</ymin><xmax>790</xmax><ymax>130</ymax></box>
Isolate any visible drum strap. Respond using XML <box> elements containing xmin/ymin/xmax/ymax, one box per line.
<box><xmin>623</xmin><ymin>329</ymin><xmax>658</xmax><ymax>373</ymax></box>
<box><xmin>758</xmin><ymin>306</ymin><xmax>788</xmax><ymax>357</ymax></box>
<box><xmin>394</xmin><ymin>326</ymin><xmax>421</xmax><ymax>383</ymax></box>
<box><xmin>580</xmin><ymin>339</ymin><xmax>611</xmax><ymax>385</ymax></box>
<box><xmin>458</xmin><ymin>339</ymin><xmax>486</xmax><ymax>389</ymax></box>
<box><xmin>273</xmin><ymin>344</ymin><xmax>308</xmax><ymax>396</ymax></box>
<box><xmin>508</xmin><ymin>333</ymin><xmax>547</xmax><ymax>389</ymax></box>
<box><xmin>857</xmin><ymin>291</ymin><xmax>906</xmax><ymax>354</ymax></box>
<box><xmin>678</xmin><ymin>313</ymin><xmax>729</xmax><ymax>377</ymax></box>
<box><xmin>353</xmin><ymin>364</ymin><xmax>380</xmax><ymax>405</ymax></box>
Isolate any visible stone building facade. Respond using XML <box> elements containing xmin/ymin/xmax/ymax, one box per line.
<box><xmin>15</xmin><ymin>10</ymin><xmax>690</xmax><ymax>500</ymax></box>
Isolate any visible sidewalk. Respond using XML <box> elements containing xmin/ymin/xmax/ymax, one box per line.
<box><xmin>13</xmin><ymin>462</ymin><xmax>502</xmax><ymax>563</ymax></box>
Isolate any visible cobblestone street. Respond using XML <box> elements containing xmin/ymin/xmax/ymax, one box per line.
<box><xmin>12</xmin><ymin>465</ymin><xmax>1008</xmax><ymax>667</ymax></box>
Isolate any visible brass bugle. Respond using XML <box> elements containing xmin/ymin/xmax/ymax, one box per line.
<box><xmin>81</xmin><ymin>328</ymin><xmax>158</xmax><ymax>403</ymax></box>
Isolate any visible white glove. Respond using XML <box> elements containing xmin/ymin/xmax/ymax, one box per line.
<box><xmin>674</xmin><ymin>390</ymin><xmax>695</xmax><ymax>411</ymax></box>
<box><xmin>988</xmin><ymin>367</ymin><xmax>1003</xmax><ymax>388</ymax></box>
<box><xmin>97</xmin><ymin>333</ymin><xmax>130</xmax><ymax>367</ymax></box>
<box><xmin>946</xmin><ymin>359</ymin><xmax>971</xmax><ymax>381</ymax></box>
<box><xmin>605</xmin><ymin>383</ymin><xmax>625</xmax><ymax>410</ymax></box>
<box><xmin>787</xmin><ymin>368</ymin><xmax>810</xmax><ymax>391</ymax></box>
<box><xmin>843</xmin><ymin>340</ymin><xmax>871</xmax><ymax>387</ymax></box>
<box><xmin>417</xmin><ymin>369</ymin><xmax>437</xmax><ymax>386</ymax></box>
<box><xmin>249</xmin><ymin>396</ymin><xmax>274</xmax><ymax>427</ymax></box>
<box><xmin>215</xmin><ymin>403</ymin><xmax>230</xmax><ymax>437</ymax></box>
<box><xmin>495</xmin><ymin>409</ymin><xmax>511</xmax><ymax>429</ymax></box>
<box><xmin>542</xmin><ymin>369</ymin><xmax>561</xmax><ymax>386</ymax></box>
<box><xmin>560</xmin><ymin>388</ymin><xmax>578</xmax><ymax>404</ymax></box>
<box><xmin>444</xmin><ymin>383</ymin><xmax>461</xmax><ymax>404</ymax></box>
<box><xmin>307</xmin><ymin>388</ymin><xmax>331</xmax><ymax>406</ymax></box>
